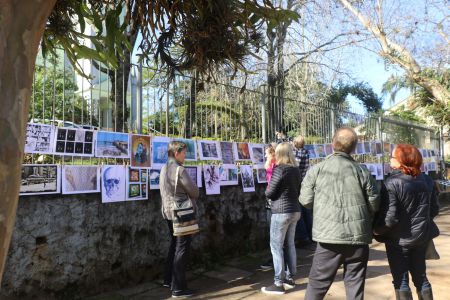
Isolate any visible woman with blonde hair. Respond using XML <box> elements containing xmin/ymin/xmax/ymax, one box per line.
<box><xmin>261</xmin><ymin>142</ymin><xmax>302</xmax><ymax>295</ymax></box>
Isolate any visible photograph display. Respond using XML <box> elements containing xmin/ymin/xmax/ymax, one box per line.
<box><xmin>198</xmin><ymin>140</ymin><xmax>221</xmax><ymax>161</ymax></box>
<box><xmin>149</xmin><ymin>167</ymin><xmax>162</xmax><ymax>190</ymax></box>
<box><xmin>240</xmin><ymin>165</ymin><xmax>255</xmax><ymax>192</ymax></box>
<box><xmin>101</xmin><ymin>165</ymin><xmax>126</xmax><ymax>203</ymax></box>
<box><xmin>62</xmin><ymin>165</ymin><xmax>100</xmax><ymax>194</ymax></box>
<box><xmin>174</xmin><ymin>138</ymin><xmax>197</xmax><ymax>161</ymax></box>
<box><xmin>203</xmin><ymin>165</ymin><xmax>220</xmax><ymax>195</ymax></box>
<box><xmin>95</xmin><ymin>131</ymin><xmax>129</xmax><ymax>158</ymax></box>
<box><xmin>220</xmin><ymin>142</ymin><xmax>235</xmax><ymax>164</ymax></box>
<box><xmin>304</xmin><ymin>145</ymin><xmax>316</xmax><ymax>159</ymax></box>
<box><xmin>256</xmin><ymin>167</ymin><xmax>267</xmax><ymax>183</ymax></box>
<box><xmin>233</xmin><ymin>142</ymin><xmax>251</xmax><ymax>161</ymax></box>
<box><xmin>185</xmin><ymin>166</ymin><xmax>202</xmax><ymax>188</ymax></box>
<box><xmin>126</xmin><ymin>167</ymin><xmax>149</xmax><ymax>201</ymax></box>
<box><xmin>24</xmin><ymin>123</ymin><xmax>55</xmax><ymax>154</ymax></box>
<box><xmin>314</xmin><ymin>144</ymin><xmax>326</xmax><ymax>158</ymax></box>
<box><xmin>152</xmin><ymin>137</ymin><xmax>171</xmax><ymax>167</ymax></box>
<box><xmin>219</xmin><ymin>165</ymin><xmax>239</xmax><ymax>186</ymax></box>
<box><xmin>371</xmin><ymin>141</ymin><xmax>383</xmax><ymax>156</ymax></box>
<box><xmin>131</xmin><ymin>135</ymin><xmax>151</xmax><ymax>168</ymax></box>
<box><xmin>55</xmin><ymin>128</ymin><xmax>95</xmax><ymax>156</ymax></box>
<box><xmin>20</xmin><ymin>164</ymin><xmax>61</xmax><ymax>196</ymax></box>
<box><xmin>249</xmin><ymin>144</ymin><xmax>265</xmax><ymax>164</ymax></box>
<box><xmin>355</xmin><ymin>142</ymin><xmax>364</xmax><ymax>155</ymax></box>
<box><xmin>324</xmin><ymin>144</ymin><xmax>333</xmax><ymax>156</ymax></box>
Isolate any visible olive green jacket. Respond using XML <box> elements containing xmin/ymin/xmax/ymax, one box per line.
<box><xmin>299</xmin><ymin>151</ymin><xmax>380</xmax><ymax>245</ymax></box>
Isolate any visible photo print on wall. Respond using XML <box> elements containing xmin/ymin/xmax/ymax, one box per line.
<box><xmin>131</xmin><ymin>134</ymin><xmax>151</xmax><ymax>168</ymax></box>
<box><xmin>198</xmin><ymin>140</ymin><xmax>222</xmax><ymax>161</ymax></box>
<box><xmin>126</xmin><ymin>167</ymin><xmax>149</xmax><ymax>201</ymax></box>
<box><xmin>185</xmin><ymin>166</ymin><xmax>203</xmax><ymax>188</ymax></box>
<box><xmin>24</xmin><ymin>123</ymin><xmax>55</xmax><ymax>154</ymax></box>
<box><xmin>101</xmin><ymin>165</ymin><xmax>126</xmax><ymax>203</ymax></box>
<box><xmin>54</xmin><ymin>128</ymin><xmax>95</xmax><ymax>156</ymax></box>
<box><xmin>256</xmin><ymin>167</ymin><xmax>267</xmax><ymax>183</ymax></box>
<box><xmin>249</xmin><ymin>144</ymin><xmax>265</xmax><ymax>164</ymax></box>
<box><xmin>149</xmin><ymin>167</ymin><xmax>162</xmax><ymax>190</ymax></box>
<box><xmin>304</xmin><ymin>145</ymin><xmax>316</xmax><ymax>159</ymax></box>
<box><xmin>203</xmin><ymin>165</ymin><xmax>220</xmax><ymax>195</ymax></box>
<box><xmin>152</xmin><ymin>136</ymin><xmax>171</xmax><ymax>167</ymax></box>
<box><xmin>240</xmin><ymin>165</ymin><xmax>255</xmax><ymax>192</ymax></box>
<box><xmin>314</xmin><ymin>144</ymin><xmax>326</xmax><ymax>158</ymax></box>
<box><xmin>62</xmin><ymin>165</ymin><xmax>100</xmax><ymax>194</ymax></box>
<box><xmin>220</xmin><ymin>141</ymin><xmax>235</xmax><ymax>164</ymax></box>
<box><xmin>20</xmin><ymin>164</ymin><xmax>61</xmax><ymax>196</ymax></box>
<box><xmin>174</xmin><ymin>138</ymin><xmax>197</xmax><ymax>161</ymax></box>
<box><xmin>219</xmin><ymin>164</ymin><xmax>239</xmax><ymax>186</ymax></box>
<box><xmin>324</xmin><ymin>143</ymin><xmax>333</xmax><ymax>156</ymax></box>
<box><xmin>233</xmin><ymin>142</ymin><xmax>251</xmax><ymax>161</ymax></box>
<box><xmin>95</xmin><ymin>131</ymin><xmax>129</xmax><ymax>158</ymax></box>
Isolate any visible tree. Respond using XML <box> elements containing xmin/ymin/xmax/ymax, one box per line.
<box><xmin>0</xmin><ymin>0</ymin><xmax>298</xmax><ymax>281</ymax></box>
<box><xmin>337</xmin><ymin>0</ymin><xmax>450</xmax><ymax>107</ymax></box>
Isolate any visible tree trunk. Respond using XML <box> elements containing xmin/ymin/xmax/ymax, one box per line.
<box><xmin>185</xmin><ymin>71</ymin><xmax>198</xmax><ymax>138</ymax></box>
<box><xmin>0</xmin><ymin>0</ymin><xmax>57</xmax><ymax>281</ymax></box>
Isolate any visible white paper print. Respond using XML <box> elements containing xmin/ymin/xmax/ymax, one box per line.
<box><xmin>95</xmin><ymin>131</ymin><xmax>129</xmax><ymax>158</ymax></box>
<box><xmin>24</xmin><ymin>123</ymin><xmax>55</xmax><ymax>154</ymax></box>
<box><xmin>198</xmin><ymin>140</ymin><xmax>222</xmax><ymax>161</ymax></box>
<box><xmin>249</xmin><ymin>144</ymin><xmax>265</xmax><ymax>164</ymax></box>
<box><xmin>126</xmin><ymin>167</ymin><xmax>149</xmax><ymax>201</ymax></box>
<box><xmin>233</xmin><ymin>142</ymin><xmax>251</xmax><ymax>161</ymax></box>
<box><xmin>54</xmin><ymin>127</ymin><xmax>95</xmax><ymax>157</ymax></box>
<box><xmin>62</xmin><ymin>165</ymin><xmax>100</xmax><ymax>194</ymax></box>
<box><xmin>203</xmin><ymin>165</ymin><xmax>221</xmax><ymax>195</ymax></box>
<box><xmin>20</xmin><ymin>164</ymin><xmax>61</xmax><ymax>196</ymax></box>
<box><xmin>101</xmin><ymin>165</ymin><xmax>126</xmax><ymax>203</ymax></box>
<box><xmin>240</xmin><ymin>165</ymin><xmax>255</xmax><ymax>192</ymax></box>
<box><xmin>256</xmin><ymin>167</ymin><xmax>267</xmax><ymax>183</ymax></box>
<box><xmin>149</xmin><ymin>167</ymin><xmax>162</xmax><ymax>190</ymax></box>
<box><xmin>219</xmin><ymin>164</ymin><xmax>239</xmax><ymax>186</ymax></box>
<box><xmin>152</xmin><ymin>136</ymin><xmax>172</xmax><ymax>167</ymax></box>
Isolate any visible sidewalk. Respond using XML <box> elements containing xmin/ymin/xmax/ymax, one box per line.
<box><xmin>90</xmin><ymin>198</ymin><xmax>450</xmax><ymax>300</ymax></box>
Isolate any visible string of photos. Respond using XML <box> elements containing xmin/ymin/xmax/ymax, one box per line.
<box><xmin>21</xmin><ymin>123</ymin><xmax>441</xmax><ymax>202</ymax></box>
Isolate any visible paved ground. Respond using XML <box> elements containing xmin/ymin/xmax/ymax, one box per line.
<box><xmin>90</xmin><ymin>198</ymin><xmax>450</xmax><ymax>300</ymax></box>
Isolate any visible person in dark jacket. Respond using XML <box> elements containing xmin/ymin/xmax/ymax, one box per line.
<box><xmin>374</xmin><ymin>144</ymin><xmax>439</xmax><ymax>300</ymax></box>
<box><xmin>261</xmin><ymin>142</ymin><xmax>301</xmax><ymax>295</ymax></box>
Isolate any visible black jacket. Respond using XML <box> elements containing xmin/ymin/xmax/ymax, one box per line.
<box><xmin>265</xmin><ymin>164</ymin><xmax>301</xmax><ymax>214</ymax></box>
<box><xmin>374</xmin><ymin>171</ymin><xmax>439</xmax><ymax>247</ymax></box>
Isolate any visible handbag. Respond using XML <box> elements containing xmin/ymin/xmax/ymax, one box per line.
<box><xmin>425</xmin><ymin>239</ymin><xmax>440</xmax><ymax>260</ymax></box>
<box><xmin>172</xmin><ymin>166</ymin><xmax>199</xmax><ymax>236</ymax></box>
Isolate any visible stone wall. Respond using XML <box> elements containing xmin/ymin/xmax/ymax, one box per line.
<box><xmin>1</xmin><ymin>184</ymin><xmax>269</xmax><ymax>299</ymax></box>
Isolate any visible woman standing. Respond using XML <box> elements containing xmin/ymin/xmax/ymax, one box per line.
<box><xmin>374</xmin><ymin>144</ymin><xmax>439</xmax><ymax>300</ymax></box>
<box><xmin>160</xmin><ymin>141</ymin><xmax>199</xmax><ymax>298</ymax></box>
<box><xmin>261</xmin><ymin>142</ymin><xmax>301</xmax><ymax>295</ymax></box>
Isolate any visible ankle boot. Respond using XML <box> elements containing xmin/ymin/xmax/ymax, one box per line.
<box><xmin>417</xmin><ymin>288</ymin><xmax>433</xmax><ymax>300</ymax></box>
<box><xmin>395</xmin><ymin>289</ymin><xmax>413</xmax><ymax>300</ymax></box>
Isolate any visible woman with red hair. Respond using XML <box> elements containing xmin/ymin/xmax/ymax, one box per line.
<box><xmin>374</xmin><ymin>144</ymin><xmax>439</xmax><ymax>300</ymax></box>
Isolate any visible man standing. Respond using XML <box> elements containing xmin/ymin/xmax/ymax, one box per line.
<box><xmin>299</xmin><ymin>127</ymin><xmax>380</xmax><ymax>300</ymax></box>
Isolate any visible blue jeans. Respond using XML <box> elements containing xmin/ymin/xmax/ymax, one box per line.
<box><xmin>270</xmin><ymin>212</ymin><xmax>301</xmax><ymax>285</ymax></box>
<box><xmin>385</xmin><ymin>242</ymin><xmax>432</xmax><ymax>292</ymax></box>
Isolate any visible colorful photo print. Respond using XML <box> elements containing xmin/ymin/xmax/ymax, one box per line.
<box><xmin>20</xmin><ymin>164</ymin><xmax>61</xmax><ymax>196</ymax></box>
<box><xmin>371</xmin><ymin>141</ymin><xmax>383</xmax><ymax>156</ymax></box>
<box><xmin>126</xmin><ymin>167</ymin><xmax>148</xmax><ymax>201</ymax></box>
<box><xmin>96</xmin><ymin>131</ymin><xmax>129</xmax><ymax>158</ymax></box>
<box><xmin>355</xmin><ymin>142</ymin><xmax>365</xmax><ymax>155</ymax></box>
<box><xmin>203</xmin><ymin>165</ymin><xmax>220</xmax><ymax>195</ymax></box>
<box><xmin>149</xmin><ymin>168</ymin><xmax>162</xmax><ymax>190</ymax></box>
<box><xmin>220</xmin><ymin>141</ymin><xmax>235</xmax><ymax>164</ymax></box>
<box><xmin>304</xmin><ymin>145</ymin><xmax>316</xmax><ymax>159</ymax></box>
<box><xmin>174</xmin><ymin>138</ymin><xmax>197</xmax><ymax>161</ymax></box>
<box><xmin>101</xmin><ymin>165</ymin><xmax>126</xmax><ymax>203</ymax></box>
<box><xmin>62</xmin><ymin>165</ymin><xmax>100</xmax><ymax>194</ymax></box>
<box><xmin>129</xmin><ymin>184</ymin><xmax>141</xmax><ymax>198</ymax></box>
<box><xmin>141</xmin><ymin>184</ymin><xmax>147</xmax><ymax>198</ymax></box>
<box><xmin>198</xmin><ymin>140</ymin><xmax>221</xmax><ymax>161</ymax></box>
<box><xmin>314</xmin><ymin>144</ymin><xmax>326</xmax><ymax>158</ymax></box>
<box><xmin>240</xmin><ymin>165</ymin><xmax>255</xmax><ymax>192</ymax></box>
<box><xmin>249</xmin><ymin>144</ymin><xmax>265</xmax><ymax>164</ymax></box>
<box><xmin>24</xmin><ymin>123</ymin><xmax>55</xmax><ymax>154</ymax></box>
<box><xmin>129</xmin><ymin>169</ymin><xmax>140</xmax><ymax>182</ymax></box>
<box><xmin>219</xmin><ymin>164</ymin><xmax>239</xmax><ymax>186</ymax></box>
<box><xmin>152</xmin><ymin>136</ymin><xmax>171</xmax><ymax>167</ymax></box>
<box><xmin>141</xmin><ymin>169</ymin><xmax>148</xmax><ymax>183</ymax></box>
<box><xmin>256</xmin><ymin>167</ymin><xmax>267</xmax><ymax>183</ymax></box>
<box><xmin>383</xmin><ymin>142</ymin><xmax>391</xmax><ymax>153</ymax></box>
<box><xmin>131</xmin><ymin>134</ymin><xmax>151</xmax><ymax>168</ymax></box>
<box><xmin>233</xmin><ymin>142</ymin><xmax>251</xmax><ymax>161</ymax></box>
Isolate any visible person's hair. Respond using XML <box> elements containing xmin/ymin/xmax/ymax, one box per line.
<box><xmin>393</xmin><ymin>144</ymin><xmax>422</xmax><ymax>177</ymax></box>
<box><xmin>264</xmin><ymin>144</ymin><xmax>276</xmax><ymax>169</ymax></box>
<box><xmin>167</xmin><ymin>141</ymin><xmax>187</xmax><ymax>158</ymax></box>
<box><xmin>332</xmin><ymin>127</ymin><xmax>358</xmax><ymax>154</ymax></box>
<box><xmin>293</xmin><ymin>135</ymin><xmax>305</xmax><ymax>149</ymax></box>
<box><xmin>275</xmin><ymin>142</ymin><xmax>298</xmax><ymax>166</ymax></box>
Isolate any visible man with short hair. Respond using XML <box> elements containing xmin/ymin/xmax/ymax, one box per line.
<box><xmin>299</xmin><ymin>127</ymin><xmax>380</xmax><ymax>300</ymax></box>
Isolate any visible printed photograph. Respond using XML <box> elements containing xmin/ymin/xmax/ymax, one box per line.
<box><xmin>101</xmin><ymin>165</ymin><xmax>126</xmax><ymax>203</ymax></box>
<box><xmin>314</xmin><ymin>144</ymin><xmax>326</xmax><ymax>158</ymax></box>
<box><xmin>20</xmin><ymin>164</ymin><xmax>60</xmax><ymax>196</ymax></box>
<box><xmin>234</xmin><ymin>142</ymin><xmax>251</xmax><ymax>160</ymax></box>
<box><xmin>126</xmin><ymin>167</ymin><xmax>148</xmax><ymax>201</ymax></box>
<box><xmin>129</xmin><ymin>184</ymin><xmax>141</xmax><ymax>198</ymax></box>
<box><xmin>256</xmin><ymin>168</ymin><xmax>267</xmax><ymax>183</ymax></box>
<box><xmin>131</xmin><ymin>134</ymin><xmax>151</xmax><ymax>168</ymax></box>
<box><xmin>141</xmin><ymin>184</ymin><xmax>147</xmax><ymax>198</ymax></box>
<box><xmin>185</xmin><ymin>166</ymin><xmax>198</xmax><ymax>186</ymax></box>
<box><xmin>250</xmin><ymin>144</ymin><xmax>265</xmax><ymax>164</ymax></box>
<box><xmin>149</xmin><ymin>168</ymin><xmax>161</xmax><ymax>190</ymax></box>
<box><xmin>363</xmin><ymin>141</ymin><xmax>371</xmax><ymax>154</ymax></box>
<box><xmin>129</xmin><ymin>169</ymin><xmax>140</xmax><ymax>182</ymax></box>
<box><xmin>141</xmin><ymin>169</ymin><xmax>148</xmax><ymax>183</ymax></box>
<box><xmin>198</xmin><ymin>140</ymin><xmax>221</xmax><ymax>160</ymax></box>
<box><xmin>62</xmin><ymin>165</ymin><xmax>100</xmax><ymax>194</ymax></box>
<box><xmin>219</xmin><ymin>165</ymin><xmax>238</xmax><ymax>186</ymax></box>
<box><xmin>96</xmin><ymin>131</ymin><xmax>129</xmax><ymax>158</ymax></box>
<box><xmin>220</xmin><ymin>142</ymin><xmax>234</xmax><ymax>164</ymax></box>
<box><xmin>355</xmin><ymin>142</ymin><xmax>365</xmax><ymax>155</ymax></box>
<box><xmin>24</xmin><ymin>123</ymin><xmax>55</xmax><ymax>154</ymax></box>
<box><xmin>375</xmin><ymin>164</ymin><xmax>383</xmax><ymax>180</ymax></box>
<box><xmin>203</xmin><ymin>165</ymin><xmax>220</xmax><ymax>195</ymax></box>
<box><xmin>304</xmin><ymin>145</ymin><xmax>316</xmax><ymax>159</ymax></box>
<box><xmin>151</xmin><ymin>137</ymin><xmax>171</xmax><ymax>167</ymax></box>
<box><xmin>383</xmin><ymin>142</ymin><xmax>391</xmax><ymax>153</ymax></box>
<box><xmin>53</xmin><ymin>128</ymin><xmax>95</xmax><ymax>156</ymax></box>
<box><xmin>174</xmin><ymin>138</ymin><xmax>197</xmax><ymax>161</ymax></box>
<box><xmin>240</xmin><ymin>165</ymin><xmax>255</xmax><ymax>192</ymax></box>
<box><xmin>324</xmin><ymin>143</ymin><xmax>333</xmax><ymax>156</ymax></box>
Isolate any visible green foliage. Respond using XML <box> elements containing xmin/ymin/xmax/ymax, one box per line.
<box><xmin>326</xmin><ymin>81</ymin><xmax>383</xmax><ymax>113</ymax></box>
<box><xmin>389</xmin><ymin>105</ymin><xmax>425</xmax><ymax>123</ymax></box>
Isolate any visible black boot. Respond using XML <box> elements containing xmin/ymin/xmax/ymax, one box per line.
<box><xmin>395</xmin><ymin>289</ymin><xmax>413</xmax><ymax>300</ymax></box>
<box><xmin>417</xmin><ymin>288</ymin><xmax>433</xmax><ymax>300</ymax></box>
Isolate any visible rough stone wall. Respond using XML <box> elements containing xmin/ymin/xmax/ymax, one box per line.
<box><xmin>1</xmin><ymin>184</ymin><xmax>268</xmax><ymax>299</ymax></box>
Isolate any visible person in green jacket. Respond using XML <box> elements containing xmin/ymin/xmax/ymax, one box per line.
<box><xmin>299</xmin><ymin>127</ymin><xmax>380</xmax><ymax>300</ymax></box>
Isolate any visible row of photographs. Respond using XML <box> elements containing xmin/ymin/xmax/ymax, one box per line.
<box><xmin>19</xmin><ymin>164</ymin><xmax>269</xmax><ymax>201</ymax></box>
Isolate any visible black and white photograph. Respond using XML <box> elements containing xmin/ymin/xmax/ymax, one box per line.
<box><xmin>20</xmin><ymin>164</ymin><xmax>61</xmax><ymax>196</ymax></box>
<box><xmin>54</xmin><ymin>128</ymin><xmax>95</xmax><ymax>157</ymax></box>
<box><xmin>24</xmin><ymin>123</ymin><xmax>55</xmax><ymax>154</ymax></box>
<box><xmin>101</xmin><ymin>165</ymin><xmax>126</xmax><ymax>203</ymax></box>
<box><xmin>240</xmin><ymin>165</ymin><xmax>255</xmax><ymax>192</ymax></box>
<box><xmin>203</xmin><ymin>165</ymin><xmax>220</xmax><ymax>195</ymax></box>
<box><xmin>198</xmin><ymin>140</ymin><xmax>222</xmax><ymax>161</ymax></box>
<box><xmin>62</xmin><ymin>165</ymin><xmax>100</xmax><ymax>194</ymax></box>
<box><xmin>249</xmin><ymin>144</ymin><xmax>265</xmax><ymax>164</ymax></box>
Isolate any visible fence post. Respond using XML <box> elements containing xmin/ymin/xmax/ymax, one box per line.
<box><xmin>330</xmin><ymin>105</ymin><xmax>336</xmax><ymax>135</ymax></box>
<box><xmin>136</xmin><ymin>61</ymin><xmax>143</xmax><ymax>134</ymax></box>
<box><xmin>166</xmin><ymin>79</ymin><xmax>170</xmax><ymax>136</ymax></box>
<box><xmin>261</xmin><ymin>86</ymin><xmax>267</xmax><ymax>143</ymax></box>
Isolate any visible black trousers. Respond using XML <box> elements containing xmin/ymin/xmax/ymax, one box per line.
<box><xmin>305</xmin><ymin>243</ymin><xmax>369</xmax><ymax>300</ymax></box>
<box><xmin>385</xmin><ymin>242</ymin><xmax>431</xmax><ymax>292</ymax></box>
<box><xmin>163</xmin><ymin>219</ymin><xmax>192</xmax><ymax>292</ymax></box>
